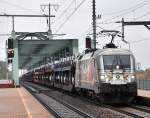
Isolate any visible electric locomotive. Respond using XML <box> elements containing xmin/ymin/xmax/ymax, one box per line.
<box><xmin>75</xmin><ymin>44</ymin><xmax>137</xmax><ymax>104</ymax></box>
<box><xmin>75</xmin><ymin>31</ymin><xmax>137</xmax><ymax>103</ymax></box>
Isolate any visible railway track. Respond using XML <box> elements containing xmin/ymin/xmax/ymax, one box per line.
<box><xmin>22</xmin><ymin>82</ymin><xmax>150</xmax><ymax>118</ymax></box>
<box><xmin>21</xmin><ymin>82</ymin><xmax>62</xmax><ymax>118</ymax></box>
<box><xmin>81</xmin><ymin>94</ymin><xmax>150</xmax><ymax>118</ymax></box>
<box><xmin>21</xmin><ymin>82</ymin><xmax>94</xmax><ymax>118</ymax></box>
<box><xmin>123</xmin><ymin>104</ymin><xmax>150</xmax><ymax>117</ymax></box>
<box><xmin>115</xmin><ymin>106</ymin><xmax>150</xmax><ymax>118</ymax></box>
<box><xmin>79</xmin><ymin>96</ymin><xmax>145</xmax><ymax>118</ymax></box>
<box><xmin>128</xmin><ymin>104</ymin><xmax>150</xmax><ymax>113</ymax></box>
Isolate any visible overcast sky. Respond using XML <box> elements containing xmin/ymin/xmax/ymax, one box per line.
<box><xmin>0</xmin><ymin>0</ymin><xmax>150</xmax><ymax>69</ymax></box>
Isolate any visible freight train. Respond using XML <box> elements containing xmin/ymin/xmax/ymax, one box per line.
<box><xmin>21</xmin><ymin>41</ymin><xmax>137</xmax><ymax>104</ymax></box>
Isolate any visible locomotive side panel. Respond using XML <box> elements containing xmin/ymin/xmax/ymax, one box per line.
<box><xmin>75</xmin><ymin>56</ymin><xmax>97</xmax><ymax>91</ymax></box>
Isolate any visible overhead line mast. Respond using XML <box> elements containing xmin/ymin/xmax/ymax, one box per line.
<box><xmin>92</xmin><ymin>0</ymin><xmax>97</xmax><ymax>50</ymax></box>
<box><xmin>40</xmin><ymin>3</ymin><xmax>59</xmax><ymax>39</ymax></box>
<box><xmin>116</xmin><ymin>20</ymin><xmax>150</xmax><ymax>41</ymax></box>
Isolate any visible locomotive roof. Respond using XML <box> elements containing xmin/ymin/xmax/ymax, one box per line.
<box><xmin>79</xmin><ymin>48</ymin><xmax>134</xmax><ymax>61</ymax></box>
<box><xmin>95</xmin><ymin>48</ymin><xmax>133</xmax><ymax>55</ymax></box>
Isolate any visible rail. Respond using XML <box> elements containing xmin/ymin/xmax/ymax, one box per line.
<box><xmin>21</xmin><ymin>82</ymin><xmax>94</xmax><ymax>118</ymax></box>
<box><xmin>21</xmin><ymin>82</ymin><xmax>62</xmax><ymax>118</ymax></box>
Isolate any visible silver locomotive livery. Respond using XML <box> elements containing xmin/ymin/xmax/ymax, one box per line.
<box><xmin>75</xmin><ymin>48</ymin><xmax>137</xmax><ymax>103</ymax></box>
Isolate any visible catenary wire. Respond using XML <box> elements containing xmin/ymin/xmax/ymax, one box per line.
<box><xmin>101</xmin><ymin>0</ymin><xmax>150</xmax><ymax>23</ymax></box>
<box><xmin>134</xmin><ymin>12</ymin><xmax>150</xmax><ymax>20</ymax></box>
<box><xmin>0</xmin><ymin>0</ymin><xmax>42</xmax><ymax>14</ymax></box>
<box><xmin>55</xmin><ymin>0</ymin><xmax>87</xmax><ymax>33</ymax></box>
<box><xmin>130</xmin><ymin>37</ymin><xmax>150</xmax><ymax>44</ymax></box>
<box><xmin>52</xmin><ymin>0</ymin><xmax>76</xmax><ymax>25</ymax></box>
<box><xmin>102</xmin><ymin>0</ymin><xmax>149</xmax><ymax>16</ymax></box>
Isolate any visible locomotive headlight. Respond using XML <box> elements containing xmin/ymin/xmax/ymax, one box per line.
<box><xmin>131</xmin><ymin>75</ymin><xmax>135</xmax><ymax>79</ymax></box>
<box><xmin>101</xmin><ymin>75</ymin><xmax>105</xmax><ymax>79</ymax></box>
<box><xmin>116</xmin><ymin>65</ymin><xmax>120</xmax><ymax>69</ymax></box>
<box><xmin>127</xmin><ymin>74</ymin><xmax>136</xmax><ymax>82</ymax></box>
<box><xmin>100</xmin><ymin>75</ymin><xmax>106</xmax><ymax>82</ymax></box>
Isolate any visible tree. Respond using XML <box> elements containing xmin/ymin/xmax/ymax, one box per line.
<box><xmin>0</xmin><ymin>61</ymin><xmax>7</xmax><ymax>80</ymax></box>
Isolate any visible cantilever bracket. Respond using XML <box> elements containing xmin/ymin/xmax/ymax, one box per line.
<box><xmin>144</xmin><ymin>24</ymin><xmax>150</xmax><ymax>31</ymax></box>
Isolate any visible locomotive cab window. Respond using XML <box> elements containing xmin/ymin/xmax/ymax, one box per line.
<box><xmin>103</xmin><ymin>55</ymin><xmax>131</xmax><ymax>70</ymax></box>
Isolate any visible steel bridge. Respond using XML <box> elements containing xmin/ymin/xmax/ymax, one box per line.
<box><xmin>9</xmin><ymin>31</ymin><xmax>78</xmax><ymax>87</ymax></box>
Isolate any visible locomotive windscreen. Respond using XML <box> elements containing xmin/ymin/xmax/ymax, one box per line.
<box><xmin>103</xmin><ymin>55</ymin><xmax>131</xmax><ymax>70</ymax></box>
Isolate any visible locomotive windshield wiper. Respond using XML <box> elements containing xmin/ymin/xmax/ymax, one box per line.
<box><xmin>110</xmin><ymin>55</ymin><xmax>125</xmax><ymax>71</ymax></box>
<box><xmin>118</xmin><ymin>55</ymin><xmax>125</xmax><ymax>70</ymax></box>
<box><xmin>111</xmin><ymin>55</ymin><xmax>117</xmax><ymax>71</ymax></box>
